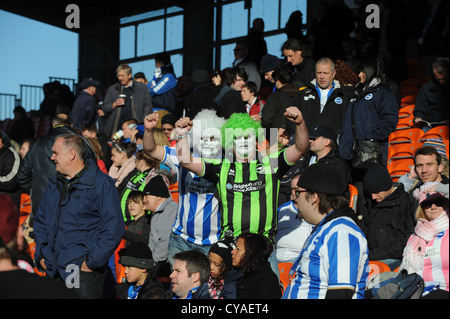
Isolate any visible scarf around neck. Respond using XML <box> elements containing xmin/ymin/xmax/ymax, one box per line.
<box><xmin>400</xmin><ymin>210</ymin><xmax>449</xmax><ymax>275</ymax></box>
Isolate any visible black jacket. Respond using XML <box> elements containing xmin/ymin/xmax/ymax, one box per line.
<box><xmin>358</xmin><ymin>183</ymin><xmax>416</xmax><ymax>261</ymax></box>
<box><xmin>221</xmin><ymin>262</ymin><xmax>281</xmax><ymax>299</ymax></box>
<box><xmin>214</xmin><ymin>86</ymin><xmax>246</xmax><ymax>119</ymax></box>
<box><xmin>294</xmin><ymin>81</ymin><xmax>351</xmax><ymax>136</ymax></box>
<box><xmin>115</xmin><ymin>270</ymin><xmax>164</xmax><ymax>299</ymax></box>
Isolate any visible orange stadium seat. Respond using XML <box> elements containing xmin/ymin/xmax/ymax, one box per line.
<box><xmin>388</xmin><ymin>142</ymin><xmax>422</xmax><ymax>161</ymax></box>
<box><xmin>387</xmin><ymin>158</ymin><xmax>414</xmax><ymax>181</ymax></box>
<box><xmin>419</xmin><ymin>125</ymin><xmax>449</xmax><ymax>142</ymax></box>
<box><xmin>398</xmin><ymin>104</ymin><xmax>414</xmax><ymax>119</ymax></box>
<box><xmin>348</xmin><ymin>184</ymin><xmax>358</xmax><ymax>212</ymax></box>
<box><xmin>368</xmin><ymin>261</ymin><xmax>391</xmax><ymax>280</ymax></box>
<box><xmin>400</xmin><ymin>95</ymin><xmax>416</xmax><ymax>106</ymax></box>
<box><xmin>395</xmin><ymin>116</ymin><xmax>414</xmax><ymax>130</ymax></box>
<box><xmin>278</xmin><ymin>262</ymin><xmax>294</xmax><ymax>293</ymax></box>
<box><xmin>389</xmin><ymin>128</ymin><xmax>424</xmax><ymax>145</ymax></box>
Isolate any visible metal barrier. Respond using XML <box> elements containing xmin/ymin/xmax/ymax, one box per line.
<box><xmin>20</xmin><ymin>84</ymin><xmax>44</xmax><ymax>113</ymax></box>
<box><xmin>49</xmin><ymin>77</ymin><xmax>76</xmax><ymax>93</ymax></box>
<box><xmin>0</xmin><ymin>93</ymin><xmax>19</xmax><ymax>121</ymax></box>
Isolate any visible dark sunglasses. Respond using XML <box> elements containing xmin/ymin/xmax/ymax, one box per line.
<box><xmin>420</xmin><ymin>197</ymin><xmax>448</xmax><ymax>210</ymax></box>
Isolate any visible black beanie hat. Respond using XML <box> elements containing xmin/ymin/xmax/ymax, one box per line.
<box><xmin>363</xmin><ymin>165</ymin><xmax>393</xmax><ymax>194</ymax></box>
<box><xmin>209</xmin><ymin>237</ymin><xmax>236</xmax><ymax>269</ymax></box>
<box><xmin>143</xmin><ymin>175</ymin><xmax>170</xmax><ymax>198</ymax></box>
<box><xmin>297</xmin><ymin>163</ymin><xmax>347</xmax><ymax>196</ymax></box>
<box><xmin>119</xmin><ymin>242</ymin><xmax>154</xmax><ymax>269</ymax></box>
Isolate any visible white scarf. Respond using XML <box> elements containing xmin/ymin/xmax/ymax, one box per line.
<box><xmin>399</xmin><ymin>211</ymin><xmax>449</xmax><ymax>275</ymax></box>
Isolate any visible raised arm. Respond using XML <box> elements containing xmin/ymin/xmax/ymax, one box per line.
<box><xmin>174</xmin><ymin>117</ymin><xmax>204</xmax><ymax>176</ymax></box>
<box><xmin>284</xmin><ymin>106</ymin><xmax>309</xmax><ymax>164</ymax></box>
<box><xmin>143</xmin><ymin>112</ymin><xmax>165</xmax><ymax>161</ymax></box>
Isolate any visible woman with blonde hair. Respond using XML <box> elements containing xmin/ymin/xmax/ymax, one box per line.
<box><xmin>399</xmin><ymin>182</ymin><xmax>449</xmax><ymax>299</ymax></box>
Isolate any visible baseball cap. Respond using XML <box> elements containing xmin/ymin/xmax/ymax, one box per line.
<box><xmin>309</xmin><ymin>125</ymin><xmax>337</xmax><ymax>142</ymax></box>
<box><xmin>80</xmin><ymin>77</ymin><xmax>100</xmax><ymax>90</ymax></box>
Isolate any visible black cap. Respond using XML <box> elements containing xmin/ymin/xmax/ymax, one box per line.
<box><xmin>260</xmin><ymin>54</ymin><xmax>283</xmax><ymax>73</ymax></box>
<box><xmin>134</xmin><ymin>72</ymin><xmax>146</xmax><ymax>80</ymax></box>
<box><xmin>119</xmin><ymin>242</ymin><xmax>154</xmax><ymax>269</ymax></box>
<box><xmin>363</xmin><ymin>165</ymin><xmax>393</xmax><ymax>194</ymax></box>
<box><xmin>309</xmin><ymin>125</ymin><xmax>337</xmax><ymax>142</ymax></box>
<box><xmin>142</xmin><ymin>175</ymin><xmax>170</xmax><ymax>198</ymax></box>
<box><xmin>297</xmin><ymin>163</ymin><xmax>347</xmax><ymax>196</ymax></box>
<box><xmin>80</xmin><ymin>77</ymin><xmax>100</xmax><ymax>90</ymax></box>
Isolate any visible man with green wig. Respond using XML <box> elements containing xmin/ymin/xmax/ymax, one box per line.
<box><xmin>174</xmin><ymin>107</ymin><xmax>309</xmax><ymax>275</ymax></box>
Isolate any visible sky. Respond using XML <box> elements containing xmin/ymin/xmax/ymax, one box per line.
<box><xmin>0</xmin><ymin>9</ymin><xmax>78</xmax><ymax>100</ymax></box>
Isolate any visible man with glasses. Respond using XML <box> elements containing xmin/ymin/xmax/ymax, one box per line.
<box><xmin>282</xmin><ymin>163</ymin><xmax>369</xmax><ymax>299</ymax></box>
<box><xmin>143</xmin><ymin>109</ymin><xmax>225</xmax><ymax>266</ymax></box>
<box><xmin>101</xmin><ymin>64</ymin><xmax>153</xmax><ymax>139</ymax></box>
<box><xmin>174</xmin><ymin>107</ymin><xmax>309</xmax><ymax>276</ymax></box>
<box><xmin>276</xmin><ymin>173</ymin><xmax>314</xmax><ymax>264</ymax></box>
<box><xmin>231</xmin><ymin>40</ymin><xmax>261</xmax><ymax>91</ymax></box>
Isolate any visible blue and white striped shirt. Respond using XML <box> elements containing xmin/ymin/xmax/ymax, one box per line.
<box><xmin>282</xmin><ymin>209</ymin><xmax>369</xmax><ymax>299</ymax></box>
<box><xmin>163</xmin><ymin>146</ymin><xmax>221</xmax><ymax>246</ymax></box>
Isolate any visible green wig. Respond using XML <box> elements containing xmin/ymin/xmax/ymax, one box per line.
<box><xmin>220</xmin><ymin>112</ymin><xmax>264</xmax><ymax>150</ymax></box>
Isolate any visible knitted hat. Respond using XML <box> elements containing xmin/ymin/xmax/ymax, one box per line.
<box><xmin>363</xmin><ymin>165</ymin><xmax>393</xmax><ymax>194</ymax></box>
<box><xmin>297</xmin><ymin>163</ymin><xmax>347</xmax><ymax>195</ymax></box>
<box><xmin>0</xmin><ymin>194</ymin><xmax>18</xmax><ymax>244</ymax></box>
<box><xmin>142</xmin><ymin>175</ymin><xmax>170</xmax><ymax>198</ymax></box>
<box><xmin>119</xmin><ymin>242</ymin><xmax>154</xmax><ymax>269</ymax></box>
<box><xmin>209</xmin><ymin>237</ymin><xmax>236</xmax><ymax>269</ymax></box>
<box><xmin>423</xmin><ymin>138</ymin><xmax>447</xmax><ymax>158</ymax></box>
<box><xmin>260</xmin><ymin>54</ymin><xmax>283</xmax><ymax>73</ymax></box>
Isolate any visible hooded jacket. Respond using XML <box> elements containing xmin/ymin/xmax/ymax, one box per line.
<box><xmin>33</xmin><ymin>159</ymin><xmax>125</xmax><ymax>281</ymax></box>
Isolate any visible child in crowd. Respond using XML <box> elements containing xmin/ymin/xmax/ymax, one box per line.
<box><xmin>207</xmin><ymin>237</ymin><xmax>236</xmax><ymax>299</ymax></box>
<box><xmin>115</xmin><ymin>242</ymin><xmax>164</xmax><ymax>299</ymax></box>
<box><xmin>123</xmin><ymin>191</ymin><xmax>151</xmax><ymax>248</ymax></box>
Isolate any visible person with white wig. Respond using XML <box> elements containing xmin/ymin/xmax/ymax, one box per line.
<box><xmin>143</xmin><ymin>109</ymin><xmax>225</xmax><ymax>265</ymax></box>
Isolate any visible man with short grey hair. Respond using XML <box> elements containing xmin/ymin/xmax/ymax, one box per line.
<box><xmin>293</xmin><ymin>57</ymin><xmax>350</xmax><ymax>135</ymax></box>
<box><xmin>101</xmin><ymin>64</ymin><xmax>153</xmax><ymax>139</ymax></box>
<box><xmin>33</xmin><ymin>133</ymin><xmax>125</xmax><ymax>299</ymax></box>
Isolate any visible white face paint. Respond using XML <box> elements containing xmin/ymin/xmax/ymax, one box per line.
<box><xmin>233</xmin><ymin>134</ymin><xmax>256</xmax><ymax>158</ymax></box>
<box><xmin>198</xmin><ymin>135</ymin><xmax>221</xmax><ymax>158</ymax></box>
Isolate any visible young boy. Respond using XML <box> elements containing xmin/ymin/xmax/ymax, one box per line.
<box><xmin>116</xmin><ymin>242</ymin><xmax>165</xmax><ymax>299</ymax></box>
<box><xmin>124</xmin><ymin>191</ymin><xmax>151</xmax><ymax>248</ymax></box>
<box><xmin>240</xmin><ymin>81</ymin><xmax>264</xmax><ymax>121</ymax></box>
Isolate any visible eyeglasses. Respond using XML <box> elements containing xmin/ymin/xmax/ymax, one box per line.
<box><xmin>420</xmin><ymin>197</ymin><xmax>448</xmax><ymax>210</ymax></box>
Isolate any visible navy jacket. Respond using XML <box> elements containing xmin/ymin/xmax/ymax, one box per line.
<box><xmin>70</xmin><ymin>91</ymin><xmax>97</xmax><ymax>131</ymax></box>
<box><xmin>33</xmin><ymin>159</ymin><xmax>125</xmax><ymax>280</ymax></box>
<box><xmin>339</xmin><ymin>83</ymin><xmax>398</xmax><ymax>165</ymax></box>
